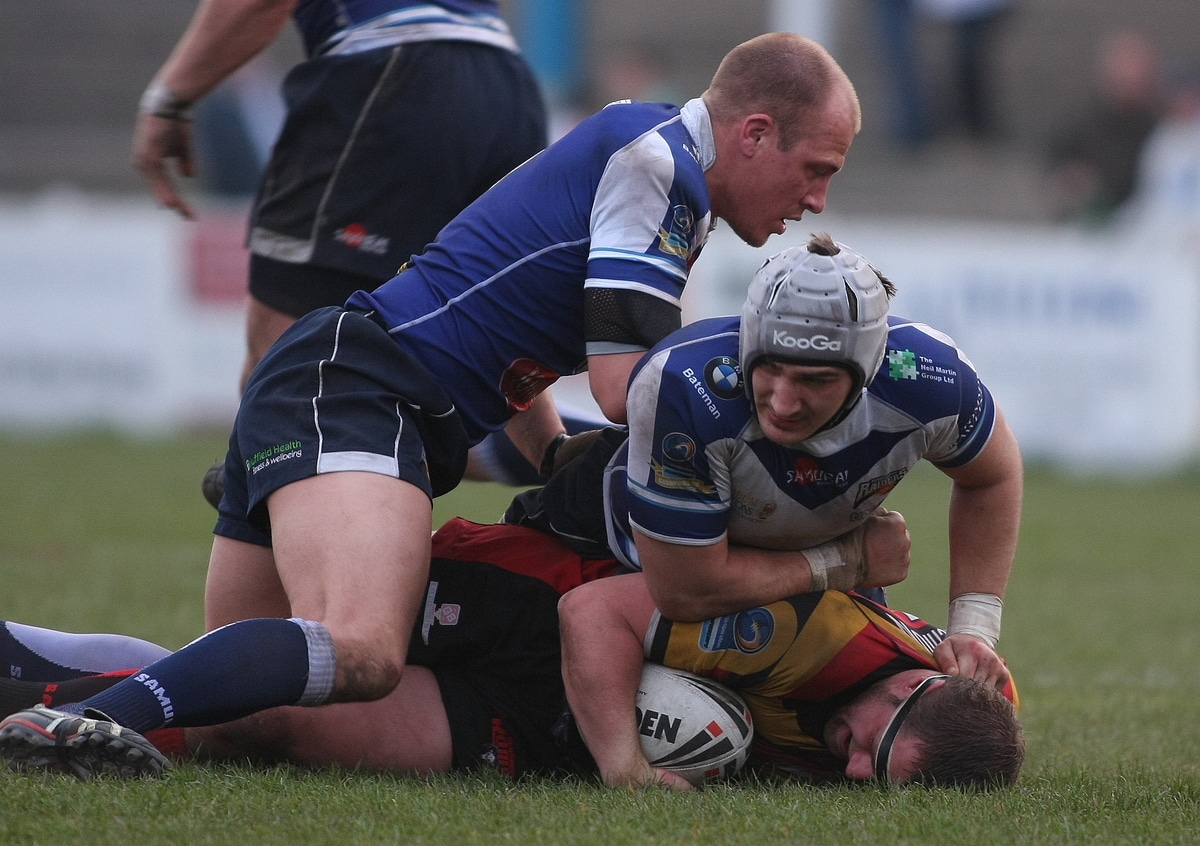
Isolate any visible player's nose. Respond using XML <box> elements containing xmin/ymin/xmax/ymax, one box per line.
<box><xmin>802</xmin><ymin>180</ymin><xmax>831</xmax><ymax>215</ymax></box>
<box><xmin>844</xmin><ymin>746</ymin><xmax>875</xmax><ymax>781</ymax></box>
<box><xmin>771</xmin><ymin>384</ymin><xmax>807</xmax><ymax>417</ymax></box>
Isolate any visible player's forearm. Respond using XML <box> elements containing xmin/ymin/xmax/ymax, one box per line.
<box><xmin>945</xmin><ymin>430</ymin><xmax>1023</xmax><ymax>600</ymax></box>
<box><xmin>502</xmin><ymin>390</ymin><xmax>566</xmax><ymax>474</ymax></box>
<box><xmin>943</xmin><ymin>476</ymin><xmax>1019</xmax><ymax>643</ymax></box>
<box><xmin>942</xmin><ymin>411</ymin><xmax>1023</xmax><ymax>644</ymax></box>
<box><xmin>557</xmin><ymin>582</ymin><xmax>653</xmax><ymax>785</ymax></box>
<box><xmin>638</xmin><ymin>510</ymin><xmax>913</xmax><ymax>621</ymax></box>
<box><xmin>947</xmin><ymin>480</ymin><xmax>1020</xmax><ymax>597</ymax></box>
<box><xmin>151</xmin><ymin>0</ymin><xmax>295</xmax><ymax>105</ymax></box>
<box><xmin>639</xmin><ymin>536</ymin><xmax>817</xmax><ymax>621</ymax></box>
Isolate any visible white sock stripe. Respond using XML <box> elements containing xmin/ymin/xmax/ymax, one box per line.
<box><xmin>290</xmin><ymin>619</ymin><xmax>337</xmax><ymax>706</ymax></box>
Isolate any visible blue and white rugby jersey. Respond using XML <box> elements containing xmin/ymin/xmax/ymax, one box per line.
<box><xmin>294</xmin><ymin>1</ymin><xmax>519</xmax><ymax>58</ymax></box>
<box><xmin>604</xmin><ymin>315</ymin><xmax>997</xmax><ymax>569</ymax></box>
<box><xmin>348</xmin><ymin>99</ymin><xmax>713</xmax><ymax>444</ymax></box>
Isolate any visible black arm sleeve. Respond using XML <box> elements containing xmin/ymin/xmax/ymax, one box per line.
<box><xmin>583</xmin><ymin>287</ymin><xmax>681</xmax><ymax>351</ymax></box>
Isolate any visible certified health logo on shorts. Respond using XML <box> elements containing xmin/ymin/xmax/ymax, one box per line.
<box><xmin>246</xmin><ymin>440</ymin><xmax>303</xmax><ymax>475</ymax></box>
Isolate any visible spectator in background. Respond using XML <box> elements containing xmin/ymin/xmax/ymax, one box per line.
<box><xmin>543</xmin><ymin>45</ymin><xmax>685</xmax><ymax>143</ymax></box>
<box><xmin>915</xmin><ymin>0</ymin><xmax>1017</xmax><ymax>141</ymax></box>
<box><xmin>589</xmin><ymin>46</ymin><xmax>683</xmax><ymax>110</ymax></box>
<box><xmin>1046</xmin><ymin>29</ymin><xmax>1162</xmax><ymax>225</ymax></box>
<box><xmin>1122</xmin><ymin>64</ymin><xmax>1200</xmax><ymax>233</ymax></box>
<box><xmin>869</xmin><ymin>0</ymin><xmax>931</xmax><ymax>149</ymax></box>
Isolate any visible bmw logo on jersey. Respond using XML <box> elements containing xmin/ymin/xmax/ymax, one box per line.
<box><xmin>704</xmin><ymin>356</ymin><xmax>743</xmax><ymax>400</ymax></box>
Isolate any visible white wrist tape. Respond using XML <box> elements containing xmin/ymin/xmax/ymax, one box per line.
<box><xmin>139</xmin><ymin>79</ymin><xmax>192</xmax><ymax>120</ymax></box>
<box><xmin>805</xmin><ymin>542</ymin><xmax>858</xmax><ymax>593</ymax></box>
<box><xmin>947</xmin><ymin>593</ymin><xmax>1003</xmax><ymax>648</ymax></box>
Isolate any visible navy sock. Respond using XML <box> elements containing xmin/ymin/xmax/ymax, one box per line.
<box><xmin>75</xmin><ymin>618</ymin><xmax>335</xmax><ymax>734</ymax></box>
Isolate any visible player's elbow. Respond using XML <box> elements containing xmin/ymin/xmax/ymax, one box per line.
<box><xmin>557</xmin><ymin>585</ymin><xmax>599</xmax><ymax>637</ymax></box>
<box><xmin>586</xmin><ymin>350</ymin><xmax>645</xmax><ymax>424</ymax></box>
<box><xmin>593</xmin><ymin>390</ymin><xmax>628</xmax><ymax>425</ymax></box>
<box><xmin>557</xmin><ymin>588</ymin><xmax>580</xmax><ymax>622</ymax></box>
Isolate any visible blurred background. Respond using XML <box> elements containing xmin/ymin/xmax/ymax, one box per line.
<box><xmin>2</xmin><ymin>0</ymin><xmax>1200</xmax><ymax>472</ymax></box>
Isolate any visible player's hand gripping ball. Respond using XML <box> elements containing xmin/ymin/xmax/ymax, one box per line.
<box><xmin>636</xmin><ymin>663</ymin><xmax>753</xmax><ymax>786</ymax></box>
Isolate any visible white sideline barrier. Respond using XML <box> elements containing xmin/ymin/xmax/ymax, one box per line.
<box><xmin>1</xmin><ymin>195</ymin><xmax>1197</xmax><ymax>471</ymax></box>
<box><xmin>0</xmin><ymin>193</ymin><xmax>245</xmax><ymax>434</ymax></box>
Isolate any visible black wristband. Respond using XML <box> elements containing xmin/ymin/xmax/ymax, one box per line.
<box><xmin>539</xmin><ymin>433</ymin><xmax>569</xmax><ymax>480</ymax></box>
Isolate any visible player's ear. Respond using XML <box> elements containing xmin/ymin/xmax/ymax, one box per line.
<box><xmin>888</xmin><ymin>667</ymin><xmax>940</xmax><ymax>700</ymax></box>
<box><xmin>897</xmin><ymin>671</ymin><xmax>945</xmax><ymax>697</ymax></box>
<box><xmin>739</xmin><ymin>114</ymin><xmax>774</xmax><ymax>155</ymax></box>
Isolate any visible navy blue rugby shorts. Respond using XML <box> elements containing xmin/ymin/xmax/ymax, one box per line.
<box><xmin>214</xmin><ymin>306</ymin><xmax>469</xmax><ymax>547</ymax></box>
<box><xmin>248</xmin><ymin>39</ymin><xmax>547</xmax><ymax>313</ymax></box>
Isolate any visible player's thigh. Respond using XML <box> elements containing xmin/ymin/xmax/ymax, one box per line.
<box><xmin>266</xmin><ymin>470</ymin><xmax>433</xmax><ymax>655</ymax></box>
<box><xmin>204</xmin><ymin>535</ymin><xmax>290</xmax><ymax>631</ymax></box>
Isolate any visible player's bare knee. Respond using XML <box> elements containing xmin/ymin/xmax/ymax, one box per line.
<box><xmin>329</xmin><ymin>642</ymin><xmax>405</xmax><ymax>702</ymax></box>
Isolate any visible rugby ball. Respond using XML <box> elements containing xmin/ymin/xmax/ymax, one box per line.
<box><xmin>636</xmin><ymin>663</ymin><xmax>753</xmax><ymax>786</ymax></box>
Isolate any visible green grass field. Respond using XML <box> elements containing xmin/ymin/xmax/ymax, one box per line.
<box><xmin>1</xmin><ymin>431</ymin><xmax>1198</xmax><ymax>845</ymax></box>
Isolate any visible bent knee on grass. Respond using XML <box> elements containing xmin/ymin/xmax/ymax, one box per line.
<box><xmin>330</xmin><ymin>647</ymin><xmax>407</xmax><ymax>703</ymax></box>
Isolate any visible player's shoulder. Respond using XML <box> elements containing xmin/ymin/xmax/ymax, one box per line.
<box><xmin>872</xmin><ymin>317</ymin><xmax>979</xmax><ymax>394</ymax></box>
<box><xmin>628</xmin><ymin>317</ymin><xmax>751</xmax><ymax>438</ymax></box>
<box><xmin>635</xmin><ymin>316</ymin><xmax>740</xmax><ymax>386</ymax></box>
<box><xmin>885</xmin><ymin>317</ymin><xmax>963</xmax><ymax>358</ymax></box>
<box><xmin>591</xmin><ymin>99</ymin><xmax>685</xmax><ymax>133</ymax></box>
<box><xmin>850</xmin><ymin>593</ymin><xmax>946</xmax><ymax>657</ymax></box>
<box><xmin>564</xmin><ymin>100</ymin><xmax>700</xmax><ymax>173</ymax></box>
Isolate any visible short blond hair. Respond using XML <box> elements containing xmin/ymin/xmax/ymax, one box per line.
<box><xmin>704</xmin><ymin>33</ymin><xmax>861</xmax><ymax>149</ymax></box>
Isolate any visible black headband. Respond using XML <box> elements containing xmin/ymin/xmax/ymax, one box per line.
<box><xmin>873</xmin><ymin>674</ymin><xmax>949</xmax><ymax>783</ymax></box>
